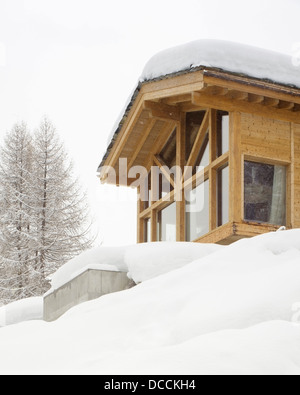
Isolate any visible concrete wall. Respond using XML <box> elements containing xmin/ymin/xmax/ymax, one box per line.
<box><xmin>44</xmin><ymin>269</ymin><xmax>133</xmax><ymax>322</ymax></box>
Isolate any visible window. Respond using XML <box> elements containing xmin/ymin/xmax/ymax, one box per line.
<box><xmin>196</xmin><ymin>135</ymin><xmax>209</xmax><ymax>171</ymax></box>
<box><xmin>138</xmin><ymin>109</ymin><xmax>231</xmax><ymax>244</ymax></box>
<box><xmin>186</xmin><ymin>179</ymin><xmax>210</xmax><ymax>241</ymax></box>
<box><xmin>186</xmin><ymin>111</ymin><xmax>206</xmax><ymax>162</ymax></box>
<box><xmin>217</xmin><ymin>165</ymin><xmax>229</xmax><ymax>226</ymax></box>
<box><xmin>145</xmin><ymin>219</ymin><xmax>151</xmax><ymax>243</ymax></box>
<box><xmin>157</xmin><ymin>203</ymin><xmax>176</xmax><ymax>241</ymax></box>
<box><xmin>160</xmin><ymin>128</ymin><xmax>177</xmax><ymax>168</ymax></box>
<box><xmin>217</xmin><ymin>111</ymin><xmax>229</xmax><ymax>157</ymax></box>
<box><xmin>244</xmin><ymin>161</ymin><xmax>286</xmax><ymax>226</ymax></box>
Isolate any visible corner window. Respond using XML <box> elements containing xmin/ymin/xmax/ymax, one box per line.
<box><xmin>185</xmin><ymin>179</ymin><xmax>210</xmax><ymax>241</ymax></box>
<box><xmin>157</xmin><ymin>202</ymin><xmax>176</xmax><ymax>242</ymax></box>
<box><xmin>244</xmin><ymin>161</ymin><xmax>286</xmax><ymax>226</ymax></box>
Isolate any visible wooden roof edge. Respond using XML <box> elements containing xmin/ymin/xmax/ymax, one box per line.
<box><xmin>97</xmin><ymin>66</ymin><xmax>300</xmax><ymax>175</ymax></box>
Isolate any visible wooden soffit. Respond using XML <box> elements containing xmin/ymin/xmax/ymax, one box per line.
<box><xmin>99</xmin><ymin>68</ymin><xmax>300</xmax><ymax>185</ymax></box>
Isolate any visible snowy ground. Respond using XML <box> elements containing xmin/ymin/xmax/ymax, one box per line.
<box><xmin>0</xmin><ymin>297</ymin><xmax>43</xmax><ymax>327</ymax></box>
<box><xmin>1</xmin><ymin>230</ymin><xmax>300</xmax><ymax>375</ymax></box>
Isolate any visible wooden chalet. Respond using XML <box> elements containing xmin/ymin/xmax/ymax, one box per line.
<box><xmin>98</xmin><ymin>41</ymin><xmax>300</xmax><ymax>245</ymax></box>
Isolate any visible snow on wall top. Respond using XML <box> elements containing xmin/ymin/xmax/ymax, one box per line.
<box><xmin>140</xmin><ymin>39</ymin><xmax>300</xmax><ymax>87</ymax></box>
<box><xmin>99</xmin><ymin>40</ymin><xmax>300</xmax><ymax>170</ymax></box>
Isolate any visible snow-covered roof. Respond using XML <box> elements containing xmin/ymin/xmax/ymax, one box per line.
<box><xmin>140</xmin><ymin>40</ymin><xmax>300</xmax><ymax>86</ymax></box>
<box><xmin>99</xmin><ymin>40</ymin><xmax>300</xmax><ymax>171</ymax></box>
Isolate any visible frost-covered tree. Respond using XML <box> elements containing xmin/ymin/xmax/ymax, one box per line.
<box><xmin>0</xmin><ymin>119</ymin><xmax>92</xmax><ymax>304</ymax></box>
<box><xmin>31</xmin><ymin>118</ymin><xmax>92</xmax><ymax>280</ymax></box>
<box><xmin>0</xmin><ymin>123</ymin><xmax>36</xmax><ymax>303</ymax></box>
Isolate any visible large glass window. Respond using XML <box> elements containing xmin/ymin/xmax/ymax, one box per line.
<box><xmin>244</xmin><ymin>161</ymin><xmax>286</xmax><ymax>226</ymax></box>
<box><xmin>218</xmin><ymin>165</ymin><xmax>229</xmax><ymax>226</ymax></box>
<box><xmin>186</xmin><ymin>180</ymin><xmax>210</xmax><ymax>241</ymax></box>
<box><xmin>157</xmin><ymin>202</ymin><xmax>176</xmax><ymax>241</ymax></box>
<box><xmin>186</xmin><ymin>111</ymin><xmax>206</xmax><ymax>161</ymax></box>
<box><xmin>217</xmin><ymin>111</ymin><xmax>229</xmax><ymax>157</ymax></box>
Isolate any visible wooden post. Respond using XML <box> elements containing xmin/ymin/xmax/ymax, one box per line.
<box><xmin>151</xmin><ymin>210</ymin><xmax>157</xmax><ymax>242</ymax></box>
<box><xmin>137</xmin><ymin>187</ymin><xmax>145</xmax><ymax>243</ymax></box>
<box><xmin>150</xmin><ymin>162</ymin><xmax>158</xmax><ymax>241</ymax></box>
<box><xmin>209</xmin><ymin>109</ymin><xmax>217</xmax><ymax>231</ymax></box>
<box><xmin>289</xmin><ymin>123</ymin><xmax>295</xmax><ymax>228</ymax></box>
<box><xmin>229</xmin><ymin>112</ymin><xmax>242</xmax><ymax>223</ymax></box>
<box><xmin>176</xmin><ymin>113</ymin><xmax>186</xmax><ymax>241</ymax></box>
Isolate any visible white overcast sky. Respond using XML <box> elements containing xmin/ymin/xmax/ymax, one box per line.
<box><xmin>0</xmin><ymin>0</ymin><xmax>299</xmax><ymax>246</ymax></box>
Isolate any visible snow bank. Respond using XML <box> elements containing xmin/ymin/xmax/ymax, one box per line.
<box><xmin>1</xmin><ymin>230</ymin><xmax>300</xmax><ymax>374</ymax></box>
<box><xmin>47</xmin><ymin>242</ymin><xmax>222</xmax><ymax>292</ymax></box>
<box><xmin>48</xmin><ymin>246</ymin><xmax>127</xmax><ymax>293</ymax></box>
<box><xmin>0</xmin><ymin>297</ymin><xmax>43</xmax><ymax>327</ymax></box>
<box><xmin>125</xmin><ymin>242</ymin><xmax>223</xmax><ymax>283</ymax></box>
<box><xmin>141</xmin><ymin>39</ymin><xmax>300</xmax><ymax>87</ymax></box>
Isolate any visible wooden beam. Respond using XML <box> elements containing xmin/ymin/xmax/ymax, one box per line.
<box><xmin>209</xmin><ymin>109</ymin><xmax>217</xmax><ymax>163</ymax></box>
<box><xmin>137</xmin><ymin>187</ymin><xmax>145</xmax><ymax>243</ymax></box>
<box><xmin>184</xmin><ymin>110</ymin><xmax>209</xmax><ymax>176</ymax></box>
<box><xmin>226</xmin><ymin>90</ymin><xmax>248</xmax><ymax>101</ymax></box>
<box><xmin>263</xmin><ymin>97</ymin><xmax>280</xmax><ymax>107</ymax></box>
<box><xmin>202</xmin><ymin>86</ymin><xmax>228</xmax><ymax>96</ymax></box>
<box><xmin>103</xmin><ymin>99</ymin><xmax>145</xmax><ymax>171</ymax></box>
<box><xmin>209</xmin><ymin>109</ymin><xmax>217</xmax><ymax>231</ymax></box>
<box><xmin>143</xmin><ymin>122</ymin><xmax>176</xmax><ymax>173</ymax></box>
<box><xmin>176</xmin><ymin>112</ymin><xmax>186</xmax><ymax>242</ymax></box>
<box><xmin>153</xmin><ymin>155</ymin><xmax>175</xmax><ymax>188</ymax></box>
<box><xmin>293</xmin><ymin>104</ymin><xmax>300</xmax><ymax>112</ymax></box>
<box><xmin>203</xmin><ymin>72</ymin><xmax>300</xmax><ymax>105</ymax></box>
<box><xmin>128</xmin><ymin>118</ymin><xmax>157</xmax><ymax>170</ymax></box>
<box><xmin>192</xmin><ymin>91</ymin><xmax>300</xmax><ymax>124</ymax></box>
<box><xmin>229</xmin><ymin>112</ymin><xmax>242</xmax><ymax>223</ymax></box>
<box><xmin>209</xmin><ymin>168</ymin><xmax>217</xmax><ymax>231</ymax></box>
<box><xmin>163</xmin><ymin>93</ymin><xmax>191</xmax><ymax>105</ymax></box>
<box><xmin>151</xmin><ymin>210</ymin><xmax>158</xmax><ymax>242</ymax></box>
<box><xmin>144</xmin><ymin>101</ymin><xmax>181</xmax><ymax>122</ymax></box>
<box><xmin>278</xmin><ymin>101</ymin><xmax>294</xmax><ymax>110</ymax></box>
<box><xmin>142</xmin><ymin>71</ymin><xmax>205</xmax><ymax>101</ymax></box>
<box><xmin>248</xmin><ymin>94</ymin><xmax>264</xmax><ymax>103</ymax></box>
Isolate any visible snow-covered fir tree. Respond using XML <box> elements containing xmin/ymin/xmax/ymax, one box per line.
<box><xmin>0</xmin><ymin>119</ymin><xmax>92</xmax><ymax>304</ymax></box>
<box><xmin>0</xmin><ymin>123</ymin><xmax>35</xmax><ymax>303</ymax></box>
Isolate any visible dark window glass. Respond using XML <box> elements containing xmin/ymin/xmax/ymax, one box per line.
<box><xmin>186</xmin><ymin>111</ymin><xmax>206</xmax><ymax>162</ymax></box>
<box><xmin>244</xmin><ymin>161</ymin><xmax>286</xmax><ymax>226</ymax></box>
<box><xmin>159</xmin><ymin>128</ymin><xmax>177</xmax><ymax>168</ymax></box>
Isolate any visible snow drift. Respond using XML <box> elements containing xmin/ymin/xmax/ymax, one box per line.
<box><xmin>47</xmin><ymin>242</ymin><xmax>223</xmax><ymax>292</ymax></box>
<box><xmin>0</xmin><ymin>230</ymin><xmax>300</xmax><ymax>374</ymax></box>
<box><xmin>0</xmin><ymin>297</ymin><xmax>43</xmax><ymax>327</ymax></box>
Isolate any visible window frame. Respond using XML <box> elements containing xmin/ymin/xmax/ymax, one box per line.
<box><xmin>138</xmin><ymin>109</ymin><xmax>231</xmax><ymax>243</ymax></box>
<box><xmin>242</xmin><ymin>154</ymin><xmax>290</xmax><ymax>227</ymax></box>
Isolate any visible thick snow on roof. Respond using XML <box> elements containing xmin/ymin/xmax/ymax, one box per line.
<box><xmin>101</xmin><ymin>40</ymin><xmax>300</xmax><ymax>164</ymax></box>
<box><xmin>141</xmin><ymin>39</ymin><xmax>300</xmax><ymax>87</ymax></box>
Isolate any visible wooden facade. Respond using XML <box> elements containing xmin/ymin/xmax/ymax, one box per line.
<box><xmin>98</xmin><ymin>68</ymin><xmax>300</xmax><ymax>245</ymax></box>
